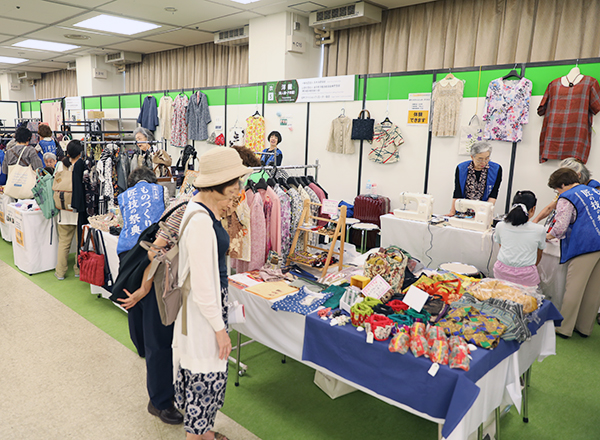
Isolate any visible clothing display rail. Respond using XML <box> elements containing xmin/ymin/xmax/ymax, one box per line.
<box><xmin>249</xmin><ymin>160</ymin><xmax>320</xmax><ymax>181</ymax></box>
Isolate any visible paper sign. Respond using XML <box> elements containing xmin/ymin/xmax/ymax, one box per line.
<box><xmin>361</xmin><ymin>274</ymin><xmax>391</xmax><ymax>300</ymax></box>
<box><xmin>408</xmin><ymin>92</ymin><xmax>430</xmax><ymax>125</ymax></box>
<box><xmin>321</xmin><ymin>199</ymin><xmax>339</xmax><ymax>216</ymax></box>
<box><xmin>402</xmin><ymin>285</ymin><xmax>429</xmax><ymax>312</ymax></box>
<box><xmin>12</xmin><ymin>210</ymin><xmax>24</xmax><ymax>248</ymax></box>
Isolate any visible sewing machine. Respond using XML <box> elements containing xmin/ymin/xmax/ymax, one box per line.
<box><xmin>393</xmin><ymin>192</ymin><xmax>434</xmax><ymax>222</ymax></box>
<box><xmin>448</xmin><ymin>199</ymin><xmax>494</xmax><ymax>231</ymax></box>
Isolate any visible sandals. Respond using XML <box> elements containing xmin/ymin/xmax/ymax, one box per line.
<box><xmin>214</xmin><ymin>433</ymin><xmax>229</xmax><ymax>440</ymax></box>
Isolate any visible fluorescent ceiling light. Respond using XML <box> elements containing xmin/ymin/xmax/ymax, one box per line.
<box><xmin>13</xmin><ymin>39</ymin><xmax>79</xmax><ymax>52</ymax></box>
<box><xmin>74</xmin><ymin>15</ymin><xmax>161</xmax><ymax>35</ymax></box>
<box><xmin>0</xmin><ymin>56</ymin><xmax>28</xmax><ymax>64</ymax></box>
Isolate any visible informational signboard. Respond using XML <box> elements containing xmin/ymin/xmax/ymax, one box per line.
<box><xmin>266</xmin><ymin>75</ymin><xmax>356</xmax><ymax>103</ymax></box>
<box><xmin>407</xmin><ymin>93</ymin><xmax>431</xmax><ymax>125</ymax></box>
<box><xmin>65</xmin><ymin>96</ymin><xmax>82</xmax><ymax>110</ymax></box>
<box><xmin>12</xmin><ymin>209</ymin><xmax>24</xmax><ymax>248</ymax></box>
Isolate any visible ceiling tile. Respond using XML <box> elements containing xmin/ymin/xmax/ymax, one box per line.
<box><xmin>146</xmin><ymin>29</ymin><xmax>214</xmax><ymax>46</ymax></box>
<box><xmin>43</xmin><ymin>0</ymin><xmax>116</xmax><ymax>7</ymax></box>
<box><xmin>190</xmin><ymin>11</ymin><xmax>262</xmax><ymax>33</ymax></box>
<box><xmin>3</xmin><ymin>0</ymin><xmax>89</xmax><ymax>23</ymax></box>
<box><xmin>104</xmin><ymin>40</ymin><xmax>181</xmax><ymax>54</ymax></box>
<box><xmin>24</xmin><ymin>26</ymin><xmax>131</xmax><ymax>49</ymax></box>
<box><xmin>0</xmin><ymin>18</ymin><xmax>48</xmax><ymax>36</ymax></box>
<box><xmin>97</xmin><ymin>0</ymin><xmax>243</xmax><ymax>27</ymax></box>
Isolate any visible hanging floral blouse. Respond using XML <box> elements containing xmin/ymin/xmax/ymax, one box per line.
<box><xmin>368</xmin><ymin>123</ymin><xmax>404</xmax><ymax>164</ymax></box>
<box><xmin>483</xmin><ymin>77</ymin><xmax>532</xmax><ymax>142</ymax></box>
<box><xmin>171</xmin><ymin>94</ymin><xmax>189</xmax><ymax>147</ymax></box>
<box><xmin>246</xmin><ymin>115</ymin><xmax>265</xmax><ymax>153</ymax></box>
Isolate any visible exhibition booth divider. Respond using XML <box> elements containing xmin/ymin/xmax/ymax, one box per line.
<box><xmin>13</xmin><ymin>56</ymin><xmax>600</xmax><ymax>217</ymax></box>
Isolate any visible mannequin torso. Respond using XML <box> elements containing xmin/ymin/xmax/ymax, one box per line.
<box><xmin>561</xmin><ymin>67</ymin><xmax>583</xmax><ymax>87</ymax></box>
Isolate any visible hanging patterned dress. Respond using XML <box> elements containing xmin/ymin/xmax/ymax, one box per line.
<box><xmin>171</xmin><ymin>94</ymin><xmax>189</xmax><ymax>147</ymax></box>
<box><xmin>432</xmin><ymin>79</ymin><xmax>464</xmax><ymax>137</ymax></box>
<box><xmin>246</xmin><ymin>115</ymin><xmax>265</xmax><ymax>153</ymax></box>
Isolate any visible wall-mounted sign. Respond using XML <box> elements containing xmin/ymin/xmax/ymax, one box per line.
<box><xmin>65</xmin><ymin>96</ymin><xmax>82</xmax><ymax>110</ymax></box>
<box><xmin>407</xmin><ymin>93</ymin><xmax>430</xmax><ymax>125</ymax></box>
<box><xmin>266</xmin><ymin>75</ymin><xmax>356</xmax><ymax>103</ymax></box>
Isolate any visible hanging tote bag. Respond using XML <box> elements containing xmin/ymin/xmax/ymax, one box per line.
<box><xmin>78</xmin><ymin>226</ymin><xmax>106</xmax><ymax>286</ymax></box>
<box><xmin>351</xmin><ymin>109</ymin><xmax>375</xmax><ymax>141</ymax></box>
<box><xmin>5</xmin><ymin>147</ymin><xmax>37</xmax><ymax>199</ymax></box>
<box><xmin>154</xmin><ymin>165</ymin><xmax>177</xmax><ymax>199</ymax></box>
<box><xmin>52</xmin><ymin>162</ymin><xmax>73</xmax><ymax>211</ymax></box>
<box><xmin>364</xmin><ymin>246</ymin><xmax>408</xmax><ymax>302</ymax></box>
<box><xmin>459</xmin><ymin>115</ymin><xmax>484</xmax><ymax>156</ymax></box>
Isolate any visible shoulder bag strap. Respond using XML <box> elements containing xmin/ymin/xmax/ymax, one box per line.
<box><xmin>15</xmin><ymin>145</ymin><xmax>28</xmax><ymax>167</ymax></box>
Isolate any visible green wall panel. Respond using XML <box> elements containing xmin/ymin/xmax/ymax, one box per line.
<box><xmin>83</xmin><ymin>97</ymin><xmax>100</xmax><ymax>110</ymax></box>
<box><xmin>526</xmin><ymin>63</ymin><xmax>600</xmax><ymax>95</ymax></box>
<box><xmin>151</xmin><ymin>93</ymin><xmax>163</xmax><ymax>105</ymax></box>
<box><xmin>120</xmin><ymin>94</ymin><xmax>141</xmax><ymax>109</ymax></box>
<box><xmin>31</xmin><ymin>101</ymin><xmax>40</xmax><ymax>111</ymax></box>
<box><xmin>366</xmin><ymin>74</ymin><xmax>434</xmax><ymax>101</ymax></box>
<box><xmin>227</xmin><ymin>86</ymin><xmax>263</xmax><ymax>106</ymax></box>
<box><xmin>101</xmin><ymin>96</ymin><xmax>119</xmax><ymax>109</ymax></box>
<box><xmin>204</xmin><ymin>89</ymin><xmax>225</xmax><ymax>106</ymax></box>
<box><xmin>21</xmin><ymin>102</ymin><xmax>31</xmax><ymax>112</ymax></box>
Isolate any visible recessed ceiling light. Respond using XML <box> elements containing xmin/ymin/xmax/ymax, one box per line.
<box><xmin>73</xmin><ymin>14</ymin><xmax>161</xmax><ymax>36</ymax></box>
<box><xmin>0</xmin><ymin>56</ymin><xmax>28</xmax><ymax>64</ymax></box>
<box><xmin>64</xmin><ymin>34</ymin><xmax>91</xmax><ymax>40</ymax></box>
<box><xmin>164</xmin><ymin>7</ymin><xmax>177</xmax><ymax>12</ymax></box>
<box><xmin>13</xmin><ymin>39</ymin><xmax>79</xmax><ymax>52</ymax></box>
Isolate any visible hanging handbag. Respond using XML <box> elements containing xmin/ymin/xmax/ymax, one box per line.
<box><xmin>78</xmin><ymin>226</ymin><xmax>106</xmax><ymax>286</ymax></box>
<box><xmin>459</xmin><ymin>115</ymin><xmax>484</xmax><ymax>156</ymax></box>
<box><xmin>4</xmin><ymin>147</ymin><xmax>37</xmax><ymax>199</ymax></box>
<box><xmin>32</xmin><ymin>169</ymin><xmax>58</xmax><ymax>219</ymax></box>
<box><xmin>154</xmin><ymin>165</ymin><xmax>177</xmax><ymax>199</ymax></box>
<box><xmin>351</xmin><ymin>109</ymin><xmax>375</xmax><ymax>141</ymax></box>
<box><xmin>364</xmin><ymin>246</ymin><xmax>408</xmax><ymax>301</ymax></box>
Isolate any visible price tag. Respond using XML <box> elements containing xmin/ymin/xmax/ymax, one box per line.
<box><xmin>321</xmin><ymin>199</ymin><xmax>339</xmax><ymax>216</ymax></box>
<box><xmin>403</xmin><ymin>285</ymin><xmax>429</xmax><ymax>313</ymax></box>
<box><xmin>428</xmin><ymin>363</ymin><xmax>440</xmax><ymax>377</ymax></box>
<box><xmin>361</xmin><ymin>274</ymin><xmax>391</xmax><ymax>300</ymax></box>
<box><xmin>366</xmin><ymin>332</ymin><xmax>374</xmax><ymax>344</ymax></box>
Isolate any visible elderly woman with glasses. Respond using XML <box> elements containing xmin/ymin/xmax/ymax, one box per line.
<box><xmin>449</xmin><ymin>141</ymin><xmax>503</xmax><ymax>216</ymax></box>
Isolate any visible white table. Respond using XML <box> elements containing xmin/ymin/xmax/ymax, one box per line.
<box><xmin>8</xmin><ymin>201</ymin><xmax>58</xmax><ymax>275</ymax></box>
<box><xmin>380</xmin><ymin>215</ymin><xmax>499</xmax><ymax>276</ymax></box>
<box><xmin>228</xmin><ymin>283</ymin><xmax>556</xmax><ymax>440</ymax></box>
<box><xmin>537</xmin><ymin>240</ymin><xmax>567</xmax><ymax>310</ymax></box>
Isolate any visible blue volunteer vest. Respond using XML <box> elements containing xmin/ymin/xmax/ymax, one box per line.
<box><xmin>559</xmin><ymin>185</ymin><xmax>600</xmax><ymax>264</ymax></box>
<box><xmin>457</xmin><ymin>160</ymin><xmax>500</xmax><ymax>201</ymax></box>
<box><xmin>587</xmin><ymin>179</ymin><xmax>600</xmax><ymax>189</ymax></box>
<box><xmin>117</xmin><ymin>181</ymin><xmax>164</xmax><ymax>255</ymax></box>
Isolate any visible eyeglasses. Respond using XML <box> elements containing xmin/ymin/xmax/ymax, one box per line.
<box><xmin>473</xmin><ymin>155</ymin><xmax>491</xmax><ymax>163</ymax></box>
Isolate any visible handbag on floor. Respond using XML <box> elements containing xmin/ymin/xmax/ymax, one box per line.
<box><xmin>78</xmin><ymin>226</ymin><xmax>106</xmax><ymax>287</ymax></box>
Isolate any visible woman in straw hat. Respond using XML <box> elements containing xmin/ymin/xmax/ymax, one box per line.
<box><xmin>173</xmin><ymin>147</ymin><xmax>250</xmax><ymax>440</ymax></box>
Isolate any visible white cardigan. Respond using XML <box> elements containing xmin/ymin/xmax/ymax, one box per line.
<box><xmin>173</xmin><ymin>202</ymin><xmax>227</xmax><ymax>375</ymax></box>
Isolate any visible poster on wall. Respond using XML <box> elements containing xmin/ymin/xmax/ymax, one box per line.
<box><xmin>266</xmin><ymin>75</ymin><xmax>357</xmax><ymax>104</ymax></box>
<box><xmin>407</xmin><ymin>93</ymin><xmax>431</xmax><ymax>125</ymax></box>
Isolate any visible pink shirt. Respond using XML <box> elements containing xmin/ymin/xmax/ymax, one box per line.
<box><xmin>551</xmin><ymin>198</ymin><xmax>577</xmax><ymax>239</ymax></box>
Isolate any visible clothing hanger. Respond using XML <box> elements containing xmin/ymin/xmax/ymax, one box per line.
<box><xmin>299</xmin><ymin>176</ymin><xmax>310</xmax><ymax>186</ymax></box>
<box><xmin>245</xmin><ymin>179</ymin><xmax>256</xmax><ymax>192</ymax></box>
<box><xmin>502</xmin><ymin>64</ymin><xmax>522</xmax><ymax>80</ymax></box>
<box><xmin>253</xmin><ymin>110</ymin><xmax>261</xmax><ymax>117</ymax></box>
<box><xmin>287</xmin><ymin>176</ymin><xmax>299</xmax><ymax>187</ymax></box>
<box><xmin>381</xmin><ymin>115</ymin><xmax>392</xmax><ymax>124</ymax></box>
<box><xmin>277</xmin><ymin>177</ymin><xmax>290</xmax><ymax>190</ymax></box>
<box><xmin>339</xmin><ymin>108</ymin><xmax>346</xmax><ymax>118</ymax></box>
<box><xmin>255</xmin><ymin>177</ymin><xmax>268</xmax><ymax>190</ymax></box>
<box><xmin>267</xmin><ymin>176</ymin><xmax>277</xmax><ymax>187</ymax></box>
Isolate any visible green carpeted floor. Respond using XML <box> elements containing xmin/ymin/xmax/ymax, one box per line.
<box><xmin>2</xmin><ymin>237</ymin><xmax>599</xmax><ymax>440</ymax></box>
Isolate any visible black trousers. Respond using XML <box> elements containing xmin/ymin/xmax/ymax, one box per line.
<box><xmin>119</xmin><ymin>252</ymin><xmax>175</xmax><ymax>410</ymax></box>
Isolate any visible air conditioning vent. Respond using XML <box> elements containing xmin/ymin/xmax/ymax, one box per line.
<box><xmin>309</xmin><ymin>2</ymin><xmax>381</xmax><ymax>30</ymax></box>
<box><xmin>214</xmin><ymin>25</ymin><xmax>249</xmax><ymax>46</ymax></box>
<box><xmin>104</xmin><ymin>51</ymin><xmax>142</xmax><ymax>64</ymax></box>
<box><xmin>67</xmin><ymin>61</ymin><xmax>77</xmax><ymax>71</ymax></box>
<box><xmin>17</xmin><ymin>71</ymin><xmax>42</xmax><ymax>80</ymax></box>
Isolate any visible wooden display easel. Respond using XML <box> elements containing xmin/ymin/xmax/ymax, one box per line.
<box><xmin>286</xmin><ymin>199</ymin><xmax>346</xmax><ymax>281</ymax></box>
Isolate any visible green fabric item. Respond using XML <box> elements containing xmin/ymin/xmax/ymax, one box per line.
<box><xmin>248</xmin><ymin>171</ymin><xmax>269</xmax><ymax>183</ymax></box>
<box><xmin>322</xmin><ymin>285</ymin><xmax>347</xmax><ymax>309</ymax></box>
<box><xmin>389</xmin><ymin>314</ymin><xmax>413</xmax><ymax>327</ymax></box>
<box><xmin>362</xmin><ymin>297</ymin><xmax>382</xmax><ymax>308</ymax></box>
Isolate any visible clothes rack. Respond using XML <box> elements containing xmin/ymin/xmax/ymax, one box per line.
<box><xmin>249</xmin><ymin>160</ymin><xmax>320</xmax><ymax>181</ymax></box>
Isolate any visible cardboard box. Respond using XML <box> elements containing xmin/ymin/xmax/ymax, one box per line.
<box><xmin>350</xmin><ymin>275</ymin><xmax>370</xmax><ymax>289</ymax></box>
<box><xmin>314</xmin><ymin>371</ymin><xmax>357</xmax><ymax>399</ymax></box>
<box><xmin>87</xmin><ymin>111</ymin><xmax>105</xmax><ymax>119</ymax></box>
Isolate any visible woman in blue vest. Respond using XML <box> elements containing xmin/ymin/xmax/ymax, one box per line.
<box><xmin>533</xmin><ymin>157</ymin><xmax>599</xmax><ymax>224</ymax></box>
<box><xmin>449</xmin><ymin>141</ymin><xmax>503</xmax><ymax>215</ymax></box>
<box><xmin>117</xmin><ymin>166</ymin><xmax>183</xmax><ymax>425</ymax></box>
<box><xmin>546</xmin><ymin>168</ymin><xmax>600</xmax><ymax>338</ymax></box>
<box><xmin>260</xmin><ymin>130</ymin><xmax>283</xmax><ymax>166</ymax></box>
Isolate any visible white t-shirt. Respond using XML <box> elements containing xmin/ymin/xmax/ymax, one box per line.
<box><xmin>494</xmin><ymin>221</ymin><xmax>546</xmax><ymax>267</ymax></box>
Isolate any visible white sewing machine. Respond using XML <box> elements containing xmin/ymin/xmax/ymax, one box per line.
<box><xmin>393</xmin><ymin>192</ymin><xmax>434</xmax><ymax>222</ymax></box>
<box><xmin>448</xmin><ymin>199</ymin><xmax>494</xmax><ymax>231</ymax></box>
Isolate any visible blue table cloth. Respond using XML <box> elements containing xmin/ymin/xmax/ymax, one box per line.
<box><xmin>302</xmin><ymin>300</ymin><xmax>562</xmax><ymax>438</ymax></box>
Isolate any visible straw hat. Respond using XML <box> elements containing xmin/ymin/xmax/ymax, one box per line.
<box><xmin>194</xmin><ymin>147</ymin><xmax>252</xmax><ymax>188</ymax></box>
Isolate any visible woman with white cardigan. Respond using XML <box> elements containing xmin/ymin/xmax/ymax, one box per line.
<box><xmin>174</xmin><ymin>147</ymin><xmax>250</xmax><ymax>440</ymax></box>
